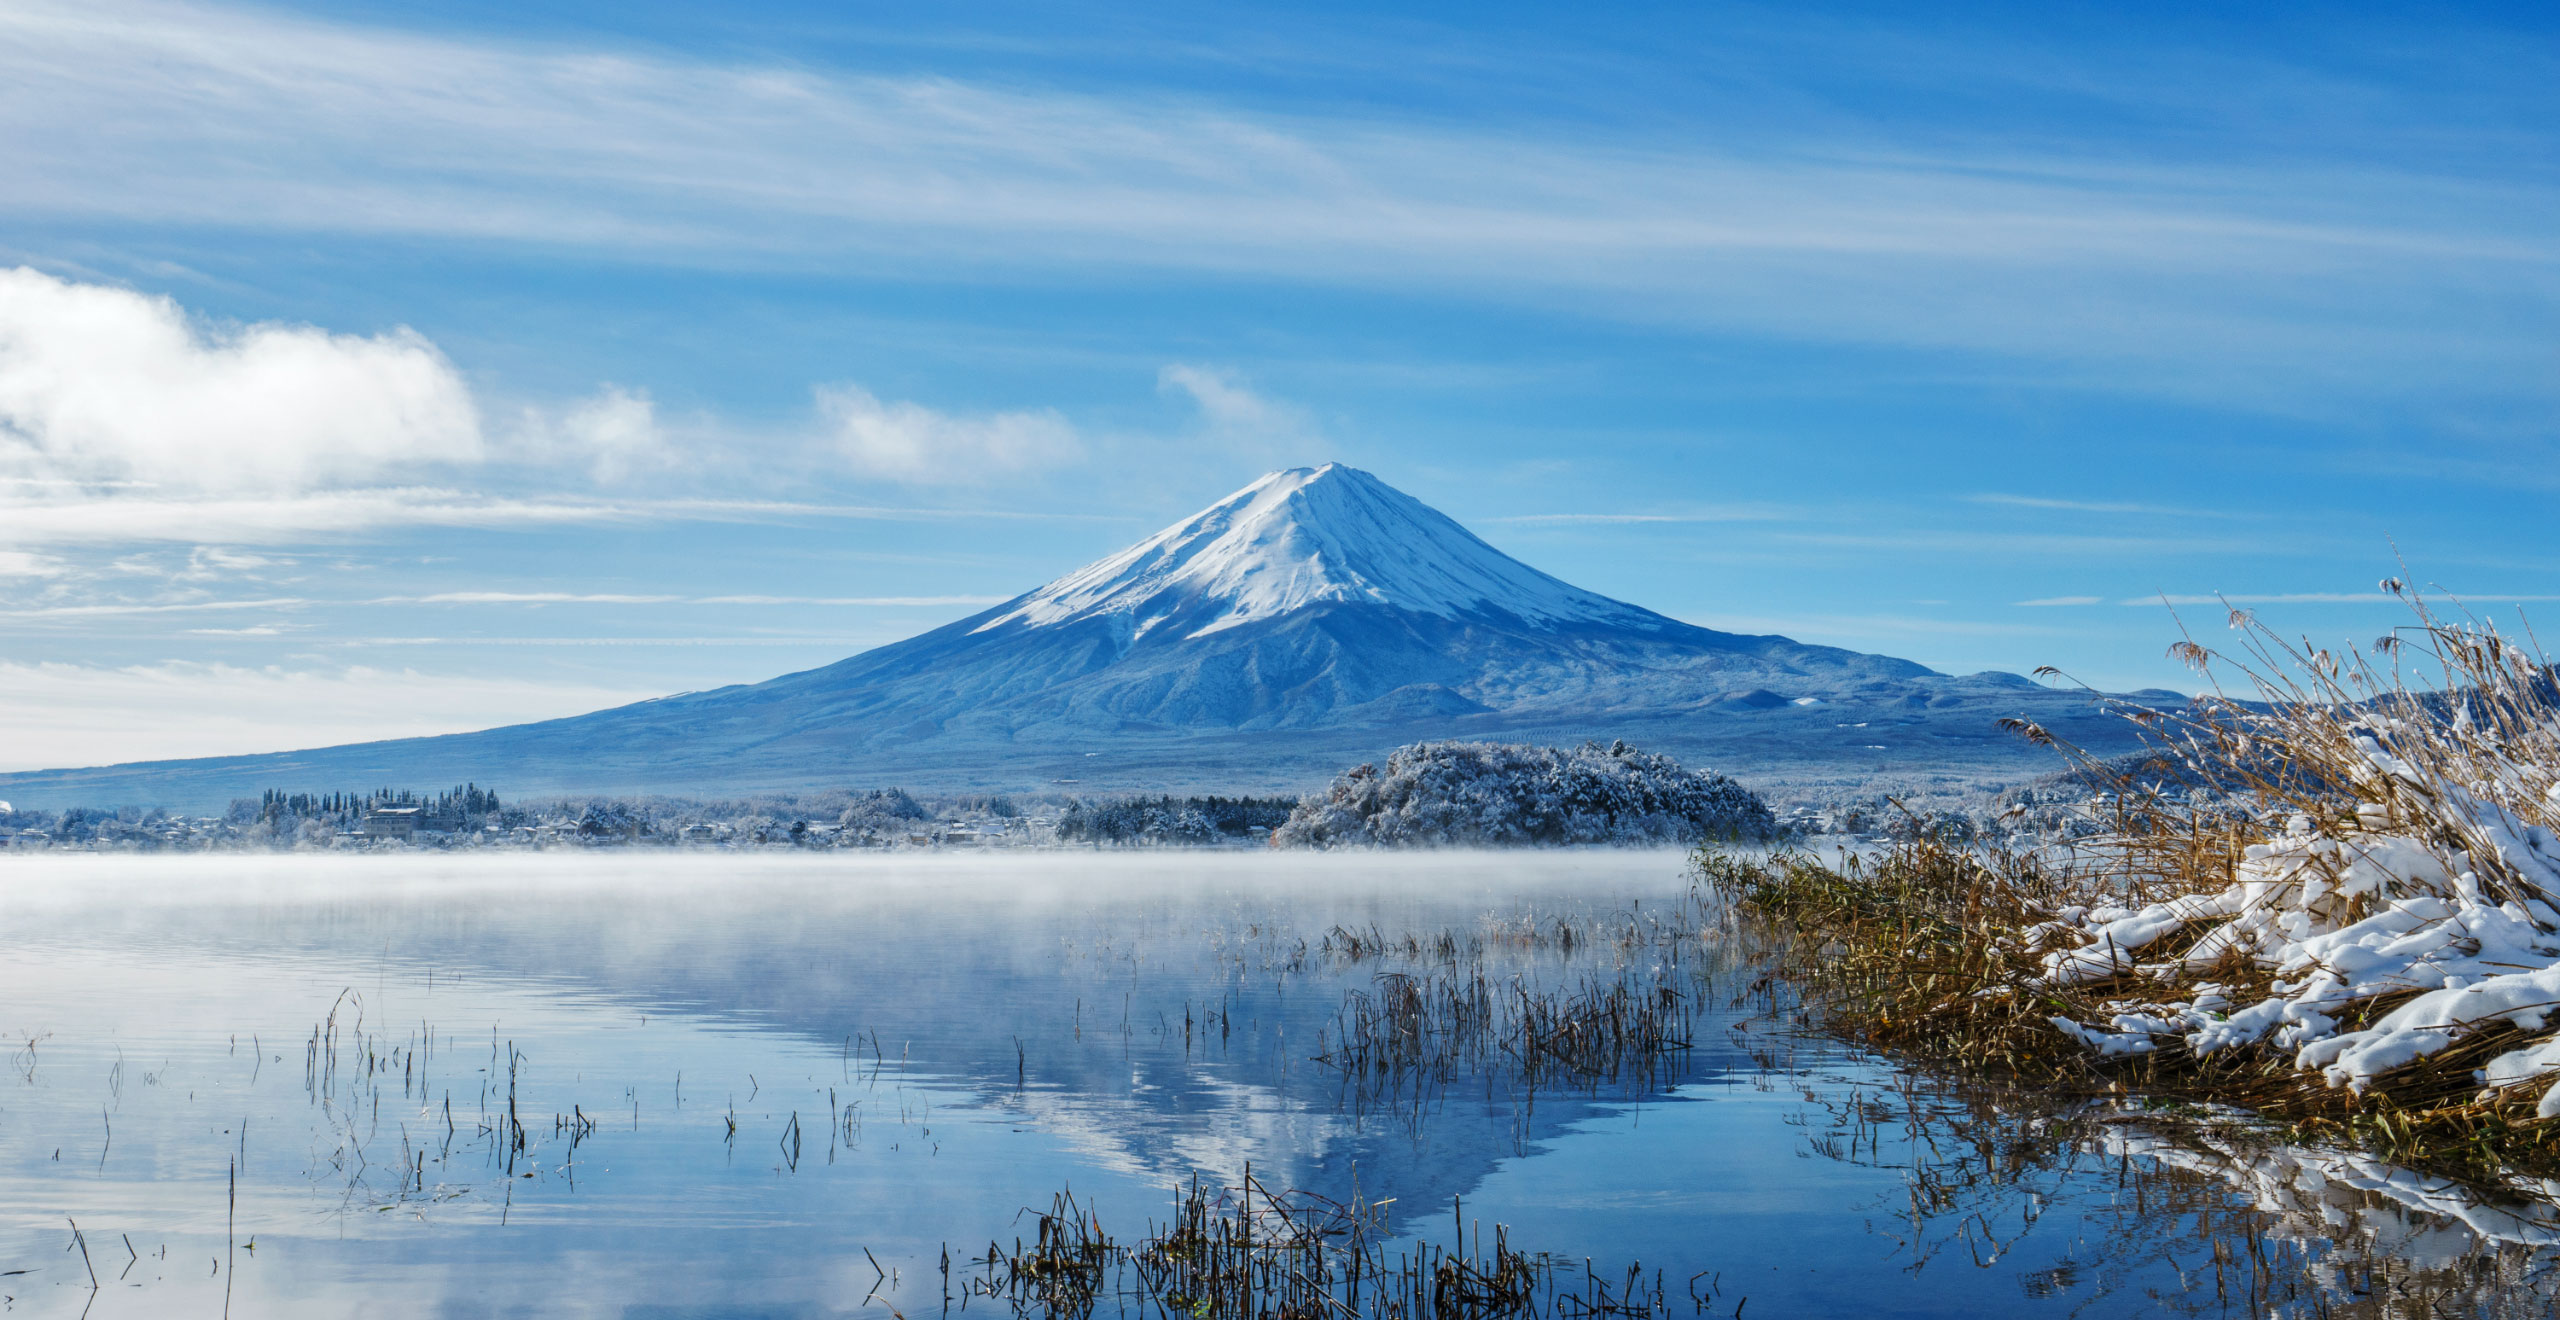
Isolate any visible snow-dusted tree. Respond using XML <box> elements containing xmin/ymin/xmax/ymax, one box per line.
<box><xmin>1056</xmin><ymin>796</ymin><xmax>1223</xmax><ymax>846</ymax></box>
<box><xmin>839</xmin><ymin>787</ymin><xmax>931</xmax><ymax>832</ymax></box>
<box><xmin>1272</xmin><ymin>739</ymin><xmax>1775</xmax><ymax>848</ymax></box>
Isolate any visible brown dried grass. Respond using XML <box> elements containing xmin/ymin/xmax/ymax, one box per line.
<box><xmin>1705</xmin><ymin>586</ymin><xmax>2560</xmax><ymax>1178</ymax></box>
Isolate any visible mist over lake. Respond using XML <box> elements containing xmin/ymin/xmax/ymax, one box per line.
<box><xmin>0</xmin><ymin>850</ymin><xmax>2549</xmax><ymax>1318</ymax></box>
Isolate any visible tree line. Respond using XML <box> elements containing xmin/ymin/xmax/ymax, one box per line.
<box><xmin>1055</xmin><ymin>795</ymin><xmax>1299</xmax><ymax>845</ymax></box>
<box><xmin>249</xmin><ymin>783</ymin><xmax>503</xmax><ymax>826</ymax></box>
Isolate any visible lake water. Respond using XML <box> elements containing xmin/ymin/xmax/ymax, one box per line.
<box><xmin>2</xmin><ymin>850</ymin><xmax>2556</xmax><ymax>1318</ymax></box>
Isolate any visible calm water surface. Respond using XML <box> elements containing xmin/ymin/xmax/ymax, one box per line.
<box><xmin>0</xmin><ymin>851</ymin><xmax>2555</xmax><ymax>1318</ymax></box>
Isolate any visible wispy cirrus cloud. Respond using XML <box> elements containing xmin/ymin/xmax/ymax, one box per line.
<box><xmin>0</xmin><ymin>659</ymin><xmax>652</xmax><ymax>770</ymax></box>
<box><xmin>334</xmin><ymin>636</ymin><xmax>903</xmax><ymax>648</ymax></box>
<box><xmin>0</xmin><ymin>490</ymin><xmax>633</xmax><ymax>547</ymax></box>
<box><xmin>1493</xmin><ymin>508</ymin><xmax>1797</xmax><ymax>525</ymax></box>
<box><xmin>0</xmin><ymin>1</ymin><xmax>2551</xmax><ymax>410</ymax></box>
<box><xmin>0</xmin><ymin>592</ymin><xmax>1013</xmax><ymax>617</ymax></box>
<box><xmin>390</xmin><ymin>592</ymin><xmax>1011</xmax><ymax>607</ymax></box>
<box><xmin>175</xmin><ymin>546</ymin><xmax>287</xmax><ymax>579</ymax></box>
<box><xmin>0</xmin><ymin>597</ymin><xmax>310</xmax><ymax>618</ymax></box>
<box><xmin>1774</xmin><ymin>529</ymin><xmax>2285</xmax><ymax>558</ymax></box>
<box><xmin>687</xmin><ymin>594</ymin><xmax>1011</xmax><ymax>607</ymax></box>
<box><xmin>0</xmin><ymin>488</ymin><xmax>1125</xmax><ymax>548</ymax></box>
<box><xmin>394</xmin><ymin>592</ymin><xmax>679</xmax><ymax>606</ymax></box>
<box><xmin>1158</xmin><ymin>365</ymin><xmax>1325</xmax><ymax>464</ymax></box>
<box><xmin>1687</xmin><ymin>611</ymin><xmax>2076</xmax><ymax>642</ymax></box>
<box><xmin>2139</xmin><ymin>591</ymin><xmax>2560</xmax><ymax>607</ymax></box>
<box><xmin>1966</xmin><ymin>494</ymin><xmax>2262</xmax><ymax>519</ymax></box>
<box><xmin>2014</xmin><ymin>590</ymin><xmax>2560</xmax><ymax>607</ymax></box>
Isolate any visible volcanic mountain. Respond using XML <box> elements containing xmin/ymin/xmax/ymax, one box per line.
<box><xmin>776</xmin><ymin>462</ymin><xmax>1933</xmax><ymax>733</ymax></box>
<box><xmin>0</xmin><ymin>465</ymin><xmax>2151</xmax><ymax>808</ymax></box>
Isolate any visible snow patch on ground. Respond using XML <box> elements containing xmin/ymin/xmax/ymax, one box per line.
<box><xmin>2035</xmin><ymin>731</ymin><xmax>2560</xmax><ymax>1102</ymax></box>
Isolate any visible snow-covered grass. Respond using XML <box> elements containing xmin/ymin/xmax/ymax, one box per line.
<box><xmin>1707</xmin><ymin>586</ymin><xmax>2560</xmax><ymax>1174</ymax></box>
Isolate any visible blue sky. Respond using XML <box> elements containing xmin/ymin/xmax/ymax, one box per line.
<box><xmin>0</xmin><ymin>0</ymin><xmax>2554</xmax><ymax>769</ymax></box>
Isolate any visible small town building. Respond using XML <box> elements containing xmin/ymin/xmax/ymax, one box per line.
<box><xmin>362</xmin><ymin>807</ymin><xmax>424</xmax><ymax>839</ymax></box>
<box><xmin>361</xmin><ymin>807</ymin><xmax>459</xmax><ymax>840</ymax></box>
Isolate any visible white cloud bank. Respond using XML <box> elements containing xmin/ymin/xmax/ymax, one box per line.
<box><xmin>515</xmin><ymin>385</ymin><xmax>681</xmax><ymax>482</ymax></box>
<box><xmin>0</xmin><ymin>267</ymin><xmax>480</xmax><ymax>492</ymax></box>
<box><xmin>0</xmin><ymin>660</ymin><xmax>652</xmax><ymax>770</ymax></box>
<box><xmin>0</xmin><ymin>270</ymin><xmax>1087</xmax><ymax>540</ymax></box>
<box><xmin>0</xmin><ymin>489</ymin><xmax>634</xmax><ymax>547</ymax></box>
<box><xmin>816</xmin><ymin>384</ymin><xmax>1079</xmax><ymax>483</ymax></box>
<box><xmin>0</xmin><ymin>267</ymin><xmax>695</xmax><ymax>495</ymax></box>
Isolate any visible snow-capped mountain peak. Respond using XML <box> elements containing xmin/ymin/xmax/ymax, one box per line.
<box><xmin>973</xmin><ymin>464</ymin><xmax>1663</xmax><ymax>641</ymax></box>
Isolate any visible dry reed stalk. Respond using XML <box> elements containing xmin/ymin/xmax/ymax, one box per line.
<box><xmin>966</xmin><ymin>1170</ymin><xmax>1697</xmax><ymax>1320</ymax></box>
<box><xmin>1708</xmin><ymin>587</ymin><xmax>2560</xmax><ymax>1177</ymax></box>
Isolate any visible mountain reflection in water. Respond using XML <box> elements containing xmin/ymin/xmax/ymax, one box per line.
<box><xmin>0</xmin><ymin>851</ymin><xmax>2552</xmax><ymax>1318</ymax></box>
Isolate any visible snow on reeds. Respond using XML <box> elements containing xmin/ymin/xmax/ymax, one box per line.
<box><xmin>1708</xmin><ymin>585</ymin><xmax>2560</xmax><ymax>1169</ymax></box>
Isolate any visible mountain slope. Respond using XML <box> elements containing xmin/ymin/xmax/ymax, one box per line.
<box><xmin>498</xmin><ymin>465</ymin><xmax>1933</xmax><ymax>747</ymax></box>
<box><xmin>0</xmin><ymin>464</ymin><xmax>2140</xmax><ymax>809</ymax></box>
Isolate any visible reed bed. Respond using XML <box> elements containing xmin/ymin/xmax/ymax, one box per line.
<box><xmin>963</xmin><ymin>1168</ymin><xmax>1707</xmax><ymax>1320</ymax></box>
<box><xmin>1707</xmin><ymin>590</ymin><xmax>2560</xmax><ymax>1177</ymax></box>
<box><xmin>1305</xmin><ymin>899</ymin><xmax>1715</xmax><ymax>1118</ymax></box>
<box><xmin>1313</xmin><ymin>969</ymin><xmax>1697</xmax><ymax>1096</ymax></box>
<box><xmin>1317</xmin><ymin>899</ymin><xmax>1710</xmax><ymax>970</ymax></box>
